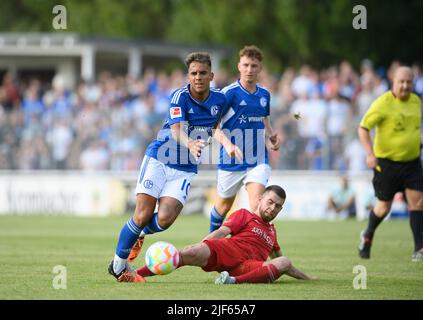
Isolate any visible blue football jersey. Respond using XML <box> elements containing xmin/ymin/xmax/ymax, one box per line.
<box><xmin>145</xmin><ymin>85</ymin><xmax>228</xmax><ymax>173</ymax></box>
<box><xmin>218</xmin><ymin>80</ymin><xmax>270</xmax><ymax>171</ymax></box>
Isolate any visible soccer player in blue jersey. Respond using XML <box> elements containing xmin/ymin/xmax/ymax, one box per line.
<box><xmin>209</xmin><ymin>45</ymin><xmax>281</xmax><ymax>233</ymax></box>
<box><xmin>108</xmin><ymin>52</ymin><xmax>236</xmax><ymax>282</ymax></box>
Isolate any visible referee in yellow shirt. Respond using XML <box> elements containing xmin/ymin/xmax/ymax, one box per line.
<box><xmin>358</xmin><ymin>66</ymin><xmax>423</xmax><ymax>262</ymax></box>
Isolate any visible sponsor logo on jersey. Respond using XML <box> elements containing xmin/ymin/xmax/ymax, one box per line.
<box><xmin>238</xmin><ymin>114</ymin><xmax>247</xmax><ymax>124</ymax></box>
<box><xmin>239</xmin><ymin>100</ymin><xmax>247</xmax><ymax>106</ymax></box>
<box><xmin>251</xmin><ymin>227</ymin><xmax>274</xmax><ymax>247</ymax></box>
<box><xmin>170</xmin><ymin>107</ymin><xmax>182</xmax><ymax>119</ymax></box>
<box><xmin>187</xmin><ymin>125</ymin><xmax>211</xmax><ymax>133</ymax></box>
<box><xmin>248</xmin><ymin>116</ymin><xmax>264</xmax><ymax>122</ymax></box>
<box><xmin>188</xmin><ymin>108</ymin><xmax>194</xmax><ymax>114</ymax></box>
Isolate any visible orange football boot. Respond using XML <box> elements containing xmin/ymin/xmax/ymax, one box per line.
<box><xmin>108</xmin><ymin>260</ymin><xmax>145</xmax><ymax>283</ymax></box>
<box><xmin>128</xmin><ymin>237</ymin><xmax>145</xmax><ymax>263</ymax></box>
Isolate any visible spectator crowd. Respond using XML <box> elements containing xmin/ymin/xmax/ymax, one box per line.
<box><xmin>1</xmin><ymin>60</ymin><xmax>423</xmax><ymax>173</ymax></box>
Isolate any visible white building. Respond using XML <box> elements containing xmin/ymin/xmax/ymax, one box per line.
<box><xmin>0</xmin><ymin>32</ymin><xmax>229</xmax><ymax>88</ymax></box>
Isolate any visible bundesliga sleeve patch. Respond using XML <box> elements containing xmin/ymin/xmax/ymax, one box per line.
<box><xmin>170</xmin><ymin>107</ymin><xmax>182</xmax><ymax>119</ymax></box>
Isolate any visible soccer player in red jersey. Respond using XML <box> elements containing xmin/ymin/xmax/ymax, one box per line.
<box><xmin>136</xmin><ymin>185</ymin><xmax>317</xmax><ymax>284</ymax></box>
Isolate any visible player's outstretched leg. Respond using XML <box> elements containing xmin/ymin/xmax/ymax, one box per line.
<box><xmin>215</xmin><ymin>264</ymin><xmax>280</xmax><ymax>284</ymax></box>
<box><xmin>215</xmin><ymin>259</ymin><xmax>284</xmax><ymax>285</ymax></box>
<box><xmin>136</xmin><ymin>250</ymin><xmax>185</xmax><ymax>277</ymax></box>
<box><xmin>236</xmin><ymin>264</ymin><xmax>281</xmax><ymax>283</ymax></box>
<box><xmin>215</xmin><ymin>257</ymin><xmax>315</xmax><ymax>284</ymax></box>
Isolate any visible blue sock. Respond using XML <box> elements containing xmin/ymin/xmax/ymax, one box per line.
<box><xmin>210</xmin><ymin>207</ymin><xmax>225</xmax><ymax>233</ymax></box>
<box><xmin>115</xmin><ymin>217</ymin><xmax>142</xmax><ymax>259</ymax></box>
<box><xmin>140</xmin><ymin>212</ymin><xmax>167</xmax><ymax>237</ymax></box>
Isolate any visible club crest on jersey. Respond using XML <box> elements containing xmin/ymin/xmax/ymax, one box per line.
<box><xmin>260</xmin><ymin>97</ymin><xmax>267</xmax><ymax>107</ymax></box>
<box><xmin>170</xmin><ymin>107</ymin><xmax>182</xmax><ymax>119</ymax></box>
<box><xmin>210</xmin><ymin>105</ymin><xmax>219</xmax><ymax>116</ymax></box>
<box><xmin>143</xmin><ymin>180</ymin><xmax>154</xmax><ymax>189</ymax></box>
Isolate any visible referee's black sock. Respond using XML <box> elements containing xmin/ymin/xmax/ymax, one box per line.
<box><xmin>364</xmin><ymin>210</ymin><xmax>384</xmax><ymax>240</ymax></box>
<box><xmin>409</xmin><ymin>210</ymin><xmax>423</xmax><ymax>252</ymax></box>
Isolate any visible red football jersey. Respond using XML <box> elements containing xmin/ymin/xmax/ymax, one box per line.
<box><xmin>222</xmin><ymin>208</ymin><xmax>281</xmax><ymax>261</ymax></box>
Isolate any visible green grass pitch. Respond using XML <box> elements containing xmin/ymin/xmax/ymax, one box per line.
<box><xmin>0</xmin><ymin>214</ymin><xmax>422</xmax><ymax>300</ymax></box>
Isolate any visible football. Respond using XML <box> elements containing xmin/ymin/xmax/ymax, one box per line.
<box><xmin>145</xmin><ymin>241</ymin><xmax>180</xmax><ymax>275</ymax></box>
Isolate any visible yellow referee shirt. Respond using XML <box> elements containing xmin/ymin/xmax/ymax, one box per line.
<box><xmin>360</xmin><ymin>91</ymin><xmax>422</xmax><ymax>162</ymax></box>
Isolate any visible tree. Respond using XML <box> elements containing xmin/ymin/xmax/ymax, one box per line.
<box><xmin>1</xmin><ymin>0</ymin><xmax>422</xmax><ymax>71</ymax></box>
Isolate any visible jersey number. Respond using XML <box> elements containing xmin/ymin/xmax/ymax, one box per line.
<box><xmin>180</xmin><ymin>179</ymin><xmax>191</xmax><ymax>197</ymax></box>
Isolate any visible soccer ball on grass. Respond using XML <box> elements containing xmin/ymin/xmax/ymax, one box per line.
<box><xmin>145</xmin><ymin>241</ymin><xmax>179</xmax><ymax>275</ymax></box>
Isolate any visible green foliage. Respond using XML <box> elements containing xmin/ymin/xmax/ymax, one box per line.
<box><xmin>1</xmin><ymin>0</ymin><xmax>422</xmax><ymax>71</ymax></box>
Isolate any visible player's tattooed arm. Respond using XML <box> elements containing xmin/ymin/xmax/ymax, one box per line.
<box><xmin>202</xmin><ymin>226</ymin><xmax>232</xmax><ymax>241</ymax></box>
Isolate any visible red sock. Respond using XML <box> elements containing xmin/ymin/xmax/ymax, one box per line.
<box><xmin>234</xmin><ymin>264</ymin><xmax>281</xmax><ymax>284</ymax></box>
<box><xmin>136</xmin><ymin>266</ymin><xmax>155</xmax><ymax>277</ymax></box>
<box><xmin>137</xmin><ymin>251</ymin><xmax>184</xmax><ymax>277</ymax></box>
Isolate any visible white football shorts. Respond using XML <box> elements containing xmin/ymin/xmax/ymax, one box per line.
<box><xmin>217</xmin><ymin>164</ymin><xmax>271</xmax><ymax>198</ymax></box>
<box><xmin>135</xmin><ymin>156</ymin><xmax>195</xmax><ymax>205</ymax></box>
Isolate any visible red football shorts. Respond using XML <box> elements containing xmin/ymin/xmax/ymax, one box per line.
<box><xmin>202</xmin><ymin>238</ymin><xmax>264</xmax><ymax>276</ymax></box>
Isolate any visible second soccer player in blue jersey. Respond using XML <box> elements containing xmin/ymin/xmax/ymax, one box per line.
<box><xmin>209</xmin><ymin>45</ymin><xmax>281</xmax><ymax>232</ymax></box>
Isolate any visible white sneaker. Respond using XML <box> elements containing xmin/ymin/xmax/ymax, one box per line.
<box><xmin>412</xmin><ymin>249</ymin><xmax>423</xmax><ymax>262</ymax></box>
<box><xmin>214</xmin><ymin>271</ymin><xmax>235</xmax><ymax>284</ymax></box>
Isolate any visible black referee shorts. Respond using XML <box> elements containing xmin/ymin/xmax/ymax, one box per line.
<box><xmin>373</xmin><ymin>157</ymin><xmax>423</xmax><ymax>201</ymax></box>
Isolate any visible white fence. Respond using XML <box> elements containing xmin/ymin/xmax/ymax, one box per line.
<box><xmin>193</xmin><ymin>170</ymin><xmax>377</xmax><ymax>220</ymax></box>
<box><xmin>0</xmin><ymin>171</ymin><xmax>127</xmax><ymax>217</ymax></box>
<box><xmin>0</xmin><ymin>170</ymin><xmax>392</xmax><ymax>220</ymax></box>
